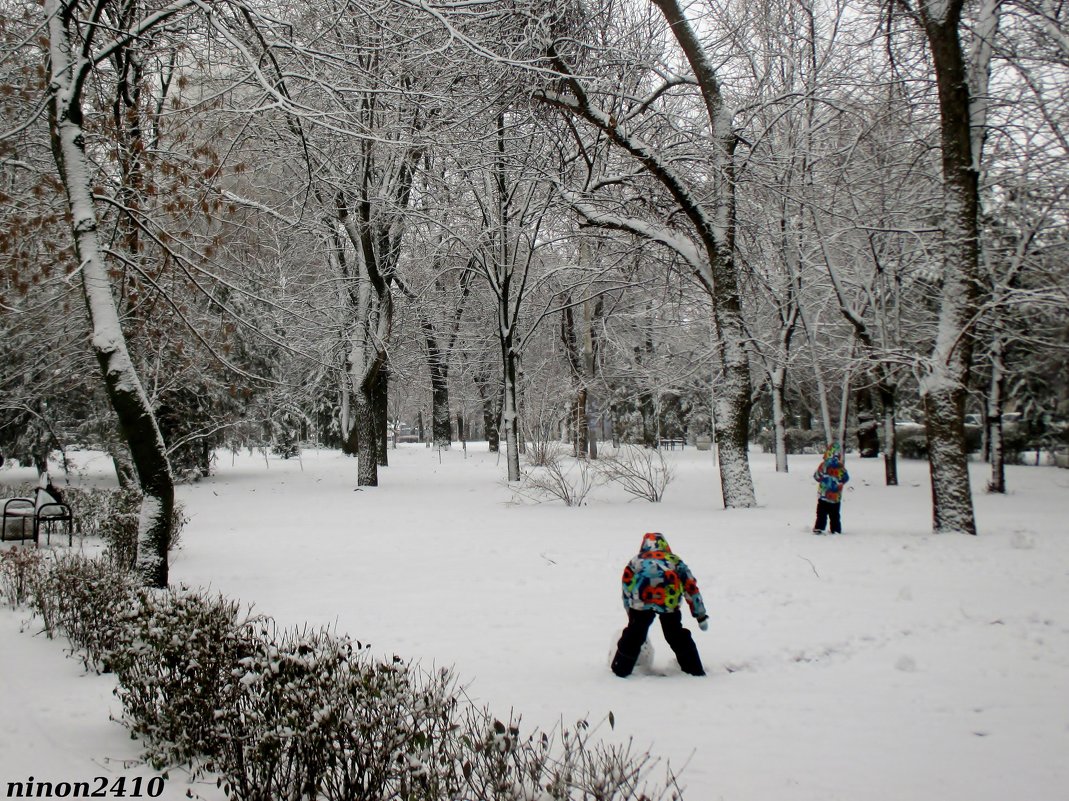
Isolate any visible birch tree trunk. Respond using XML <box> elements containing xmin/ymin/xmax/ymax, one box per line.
<box><xmin>46</xmin><ymin>0</ymin><xmax>175</xmax><ymax>586</ymax></box>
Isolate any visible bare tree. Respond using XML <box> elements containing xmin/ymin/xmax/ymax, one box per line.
<box><xmin>535</xmin><ymin>0</ymin><xmax>757</xmax><ymax>507</ymax></box>
<box><xmin>467</xmin><ymin>111</ymin><xmax>556</xmax><ymax>482</ymax></box>
<box><xmin>40</xmin><ymin>0</ymin><xmax>207</xmax><ymax>585</ymax></box>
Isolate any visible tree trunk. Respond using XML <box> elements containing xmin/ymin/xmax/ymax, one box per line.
<box><xmin>30</xmin><ymin>410</ymin><xmax>51</xmax><ymax>478</ymax></box>
<box><xmin>561</xmin><ymin>302</ymin><xmax>590</xmax><ymax>459</ymax></box>
<box><xmin>856</xmin><ymin>386</ymin><xmax>880</xmax><ymax>458</ymax></box>
<box><xmin>374</xmin><ymin>367</ymin><xmax>389</xmax><ymax>467</ymax></box>
<box><xmin>986</xmin><ymin>334</ymin><xmax>1007</xmax><ymax>493</ymax></box>
<box><xmin>431</xmin><ymin>372</ymin><xmax>451</xmax><ymax>448</ymax></box>
<box><xmin>502</xmin><ymin>337</ymin><xmax>521</xmax><ymax>481</ymax></box>
<box><xmin>918</xmin><ymin>3</ymin><xmax>980</xmax><ymax>535</ymax></box>
<box><xmin>587</xmin><ymin>404</ymin><xmax>599</xmax><ymax>460</ymax></box>
<box><xmin>654</xmin><ymin>0</ymin><xmax>756</xmax><ymax>508</ymax></box>
<box><xmin>353</xmin><ymin>385</ymin><xmax>378</xmax><ymax>487</ymax></box>
<box><xmin>879</xmin><ymin>383</ymin><xmax>899</xmax><ymax>486</ymax></box>
<box><xmin>340</xmin><ymin>378</ymin><xmax>355</xmax><ymax>455</ymax></box>
<box><xmin>771</xmin><ymin>368</ymin><xmax>789</xmax><ymax>472</ymax></box>
<box><xmin>634</xmin><ymin>335</ymin><xmax>657</xmax><ymax>448</ymax></box>
<box><xmin>473</xmin><ymin>369</ymin><xmax>500</xmax><ymax>452</ymax></box>
<box><xmin>708</xmin><ymin>171</ymin><xmax>757</xmax><ymax>506</ymax></box>
<box><xmin>924</xmin><ymin>389</ymin><xmax>974</xmax><ymax>533</ymax></box>
<box><xmin>109</xmin><ymin>442</ymin><xmax>137</xmax><ymax>490</ymax></box>
<box><xmin>482</xmin><ymin>394</ymin><xmax>500</xmax><ymax>452</ymax></box>
<box><xmin>711</xmin><ymin>357</ymin><xmax>754</xmax><ymax>506</ymax></box>
<box><xmin>343</xmin><ymin>418</ymin><xmax>360</xmax><ymax>457</ymax></box>
<box><xmin>423</xmin><ymin>316</ymin><xmax>453</xmax><ymax>449</ymax></box>
<box><xmin>573</xmin><ymin>388</ymin><xmax>588</xmax><ymax>458</ymax></box>
<box><xmin>47</xmin><ymin>0</ymin><xmax>173</xmax><ymax>587</ymax></box>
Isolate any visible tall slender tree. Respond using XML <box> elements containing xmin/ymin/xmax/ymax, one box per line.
<box><xmin>42</xmin><ymin>0</ymin><xmax>201</xmax><ymax>585</ymax></box>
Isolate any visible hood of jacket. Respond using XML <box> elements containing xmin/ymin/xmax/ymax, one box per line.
<box><xmin>638</xmin><ymin>532</ymin><xmax>672</xmax><ymax>555</ymax></box>
<box><xmin>822</xmin><ymin>442</ymin><xmax>844</xmax><ymax>465</ymax></box>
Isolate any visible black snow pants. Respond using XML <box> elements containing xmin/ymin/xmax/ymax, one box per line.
<box><xmin>611</xmin><ymin>608</ymin><xmax>704</xmax><ymax>677</ymax></box>
<box><xmin>814</xmin><ymin>499</ymin><xmax>843</xmax><ymax>534</ymax></box>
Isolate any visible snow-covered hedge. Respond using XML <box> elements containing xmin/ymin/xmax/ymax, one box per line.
<box><xmin>0</xmin><ymin>549</ymin><xmax>136</xmax><ymax>671</ymax></box>
<box><xmin>39</xmin><ymin>552</ymin><xmax>138</xmax><ymax>671</ymax></box>
<box><xmin>0</xmin><ymin>544</ymin><xmax>43</xmax><ymax>607</ymax></box>
<box><xmin>109</xmin><ymin>587</ymin><xmax>258</xmax><ymax>771</ymax></box>
<box><xmin>3</xmin><ymin>554</ymin><xmax>685</xmax><ymax>801</ymax></box>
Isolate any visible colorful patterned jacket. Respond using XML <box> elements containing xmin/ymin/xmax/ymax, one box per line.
<box><xmin>621</xmin><ymin>533</ymin><xmax>707</xmax><ymax>618</ymax></box>
<box><xmin>814</xmin><ymin>442</ymin><xmax>850</xmax><ymax>503</ymax></box>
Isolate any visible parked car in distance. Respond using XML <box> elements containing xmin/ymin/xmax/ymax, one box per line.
<box><xmin>389</xmin><ymin>423</ymin><xmax>420</xmax><ymax>444</ymax></box>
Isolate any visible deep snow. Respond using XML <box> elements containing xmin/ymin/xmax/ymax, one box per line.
<box><xmin>2</xmin><ymin>445</ymin><xmax>1068</xmax><ymax>801</ymax></box>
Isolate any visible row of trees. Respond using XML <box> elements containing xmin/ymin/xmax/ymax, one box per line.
<box><xmin>2</xmin><ymin>0</ymin><xmax>1067</xmax><ymax>584</ymax></box>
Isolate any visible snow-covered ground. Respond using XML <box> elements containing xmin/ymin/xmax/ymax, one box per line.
<box><xmin>2</xmin><ymin>445</ymin><xmax>1068</xmax><ymax>801</ymax></box>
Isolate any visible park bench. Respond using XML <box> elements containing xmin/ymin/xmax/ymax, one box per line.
<box><xmin>1</xmin><ymin>485</ymin><xmax>74</xmax><ymax>547</ymax></box>
<box><xmin>657</xmin><ymin>438</ymin><xmax>685</xmax><ymax>450</ymax></box>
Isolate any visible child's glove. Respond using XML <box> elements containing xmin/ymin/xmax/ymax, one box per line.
<box><xmin>696</xmin><ymin>615</ymin><xmax>709</xmax><ymax>632</ymax></box>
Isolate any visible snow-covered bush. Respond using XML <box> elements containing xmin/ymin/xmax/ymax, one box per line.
<box><xmin>517</xmin><ymin>454</ymin><xmax>601</xmax><ymax>507</ymax></box>
<box><xmin>525</xmin><ymin>437</ymin><xmax>567</xmax><ymax>468</ymax></box>
<box><xmin>213</xmin><ymin>625</ymin><xmax>463</xmax><ymax>801</ymax></box>
<box><xmin>93</xmin><ymin>488</ymin><xmax>187</xmax><ymax>569</ymax></box>
<box><xmin>109</xmin><ymin>587</ymin><xmax>259</xmax><ymax>771</ymax></box>
<box><xmin>269</xmin><ymin>408</ymin><xmax>304</xmax><ymax>460</ymax></box>
<box><xmin>424</xmin><ymin>711</ymin><xmax>684</xmax><ymax>801</ymax></box>
<box><xmin>56</xmin><ymin>485</ymin><xmax>115</xmax><ymax>537</ymax></box>
<box><xmin>0</xmin><ymin>545</ymin><xmax>45</xmax><ymax>607</ymax></box>
<box><xmin>36</xmin><ymin>553</ymin><xmax>138</xmax><ymax>671</ymax></box>
<box><xmin>597</xmin><ymin>446</ymin><xmax>674</xmax><ymax>502</ymax></box>
<box><xmin>2</xmin><ymin>550</ymin><xmax>136</xmax><ymax>670</ymax></box>
<box><xmin>452</xmin><ymin>713</ymin><xmax>553</xmax><ymax>799</ymax></box>
<box><xmin>211</xmin><ymin>625</ymin><xmax>353</xmax><ymax>799</ymax></box>
<box><xmin>317</xmin><ymin>655</ymin><xmax>461</xmax><ymax>801</ymax></box>
<box><xmin>95</xmin><ymin>487</ymin><xmax>149</xmax><ymax>568</ymax></box>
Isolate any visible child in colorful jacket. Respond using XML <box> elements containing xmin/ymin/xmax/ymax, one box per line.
<box><xmin>611</xmin><ymin>532</ymin><xmax>708</xmax><ymax>677</ymax></box>
<box><xmin>813</xmin><ymin>442</ymin><xmax>850</xmax><ymax>534</ymax></box>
